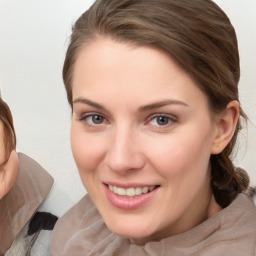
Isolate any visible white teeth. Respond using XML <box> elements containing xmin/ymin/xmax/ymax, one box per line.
<box><xmin>126</xmin><ymin>188</ymin><xmax>135</xmax><ymax>197</ymax></box>
<box><xmin>109</xmin><ymin>185</ymin><xmax>156</xmax><ymax>197</ymax></box>
<box><xmin>149</xmin><ymin>186</ymin><xmax>155</xmax><ymax>191</ymax></box>
<box><xmin>117</xmin><ymin>187</ymin><xmax>126</xmax><ymax>196</ymax></box>
<box><xmin>142</xmin><ymin>187</ymin><xmax>149</xmax><ymax>193</ymax></box>
<box><xmin>135</xmin><ymin>187</ymin><xmax>142</xmax><ymax>196</ymax></box>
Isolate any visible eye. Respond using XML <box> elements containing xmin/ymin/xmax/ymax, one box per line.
<box><xmin>79</xmin><ymin>113</ymin><xmax>108</xmax><ymax>126</ymax></box>
<box><xmin>147</xmin><ymin>114</ymin><xmax>177</xmax><ymax>127</ymax></box>
<box><xmin>89</xmin><ymin>115</ymin><xmax>105</xmax><ymax>124</ymax></box>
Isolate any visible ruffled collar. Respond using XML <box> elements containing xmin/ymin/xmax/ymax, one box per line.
<box><xmin>51</xmin><ymin>193</ymin><xmax>256</xmax><ymax>256</ymax></box>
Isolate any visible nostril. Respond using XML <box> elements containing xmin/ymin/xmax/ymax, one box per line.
<box><xmin>105</xmin><ymin>152</ymin><xmax>145</xmax><ymax>173</ymax></box>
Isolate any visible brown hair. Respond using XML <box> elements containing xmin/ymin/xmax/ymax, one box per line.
<box><xmin>63</xmin><ymin>0</ymin><xmax>249</xmax><ymax>207</ymax></box>
<box><xmin>0</xmin><ymin>96</ymin><xmax>16</xmax><ymax>164</ymax></box>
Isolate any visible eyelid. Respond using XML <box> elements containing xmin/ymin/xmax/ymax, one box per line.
<box><xmin>146</xmin><ymin>113</ymin><xmax>178</xmax><ymax>121</ymax></box>
<box><xmin>145</xmin><ymin>113</ymin><xmax>178</xmax><ymax>127</ymax></box>
<box><xmin>78</xmin><ymin>111</ymin><xmax>102</xmax><ymax>120</ymax></box>
<box><xmin>78</xmin><ymin>112</ymin><xmax>110</xmax><ymax>126</ymax></box>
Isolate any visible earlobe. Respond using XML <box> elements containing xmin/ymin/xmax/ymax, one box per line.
<box><xmin>211</xmin><ymin>101</ymin><xmax>240</xmax><ymax>154</ymax></box>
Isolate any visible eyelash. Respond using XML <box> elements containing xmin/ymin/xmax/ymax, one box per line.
<box><xmin>78</xmin><ymin>113</ymin><xmax>109</xmax><ymax>127</ymax></box>
<box><xmin>145</xmin><ymin>114</ymin><xmax>178</xmax><ymax>128</ymax></box>
<box><xmin>78</xmin><ymin>113</ymin><xmax>178</xmax><ymax>129</ymax></box>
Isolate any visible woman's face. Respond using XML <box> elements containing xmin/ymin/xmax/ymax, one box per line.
<box><xmin>71</xmin><ymin>38</ymin><xmax>220</xmax><ymax>244</ymax></box>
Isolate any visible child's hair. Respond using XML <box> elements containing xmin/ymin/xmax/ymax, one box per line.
<box><xmin>0</xmin><ymin>96</ymin><xmax>16</xmax><ymax>164</ymax></box>
<box><xmin>62</xmin><ymin>0</ymin><xmax>249</xmax><ymax>207</ymax></box>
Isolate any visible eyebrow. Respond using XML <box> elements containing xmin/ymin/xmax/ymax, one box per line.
<box><xmin>73</xmin><ymin>98</ymin><xmax>188</xmax><ymax>111</ymax></box>
<box><xmin>73</xmin><ymin>98</ymin><xmax>105</xmax><ymax>109</ymax></box>
<box><xmin>138</xmin><ymin>99</ymin><xmax>188</xmax><ymax>112</ymax></box>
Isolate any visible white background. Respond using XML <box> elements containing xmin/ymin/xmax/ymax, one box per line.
<box><xmin>0</xmin><ymin>0</ymin><xmax>255</xmax><ymax>216</ymax></box>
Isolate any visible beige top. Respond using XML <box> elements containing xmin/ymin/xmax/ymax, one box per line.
<box><xmin>0</xmin><ymin>153</ymin><xmax>53</xmax><ymax>255</ymax></box>
<box><xmin>51</xmin><ymin>193</ymin><xmax>256</xmax><ymax>256</ymax></box>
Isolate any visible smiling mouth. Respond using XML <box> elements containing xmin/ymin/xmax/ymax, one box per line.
<box><xmin>107</xmin><ymin>184</ymin><xmax>159</xmax><ymax>197</ymax></box>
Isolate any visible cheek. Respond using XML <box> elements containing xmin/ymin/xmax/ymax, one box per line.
<box><xmin>0</xmin><ymin>125</ymin><xmax>6</xmax><ymax>165</ymax></box>
<box><xmin>0</xmin><ymin>151</ymin><xmax>19</xmax><ymax>200</ymax></box>
<box><xmin>70</xmin><ymin>125</ymin><xmax>104</xmax><ymax>174</ymax></box>
<box><xmin>145</xmin><ymin>129</ymin><xmax>212</xmax><ymax>179</ymax></box>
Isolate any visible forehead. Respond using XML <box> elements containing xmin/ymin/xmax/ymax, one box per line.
<box><xmin>72</xmin><ymin>38</ymin><xmax>210</xmax><ymax>111</ymax></box>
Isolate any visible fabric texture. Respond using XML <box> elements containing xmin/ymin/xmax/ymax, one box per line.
<box><xmin>0</xmin><ymin>153</ymin><xmax>54</xmax><ymax>255</ymax></box>
<box><xmin>51</xmin><ymin>193</ymin><xmax>256</xmax><ymax>256</ymax></box>
<box><xmin>5</xmin><ymin>219</ymin><xmax>54</xmax><ymax>256</ymax></box>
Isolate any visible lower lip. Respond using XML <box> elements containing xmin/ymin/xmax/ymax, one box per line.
<box><xmin>104</xmin><ymin>185</ymin><xmax>159</xmax><ymax>210</ymax></box>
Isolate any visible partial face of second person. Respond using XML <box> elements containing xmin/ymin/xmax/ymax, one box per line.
<box><xmin>70</xmin><ymin>37</ymin><xmax>224</xmax><ymax>244</ymax></box>
<box><xmin>0</xmin><ymin>122</ymin><xmax>19</xmax><ymax>199</ymax></box>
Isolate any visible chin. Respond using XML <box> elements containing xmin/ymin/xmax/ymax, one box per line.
<box><xmin>105</xmin><ymin>217</ymin><xmax>156</xmax><ymax>242</ymax></box>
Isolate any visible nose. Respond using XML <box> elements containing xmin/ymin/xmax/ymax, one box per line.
<box><xmin>105</xmin><ymin>126</ymin><xmax>145</xmax><ymax>174</ymax></box>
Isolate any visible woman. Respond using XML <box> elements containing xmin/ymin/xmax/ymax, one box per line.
<box><xmin>51</xmin><ymin>0</ymin><xmax>256</xmax><ymax>255</ymax></box>
<box><xmin>0</xmin><ymin>96</ymin><xmax>57</xmax><ymax>255</ymax></box>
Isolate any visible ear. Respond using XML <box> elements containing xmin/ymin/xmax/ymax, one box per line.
<box><xmin>211</xmin><ymin>100</ymin><xmax>240</xmax><ymax>154</ymax></box>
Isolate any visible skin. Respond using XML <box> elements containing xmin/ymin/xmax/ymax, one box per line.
<box><xmin>0</xmin><ymin>122</ymin><xmax>19</xmax><ymax>199</ymax></box>
<box><xmin>70</xmin><ymin>37</ymin><xmax>239</xmax><ymax>245</ymax></box>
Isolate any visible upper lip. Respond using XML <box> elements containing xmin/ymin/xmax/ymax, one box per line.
<box><xmin>103</xmin><ymin>182</ymin><xmax>159</xmax><ymax>188</ymax></box>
